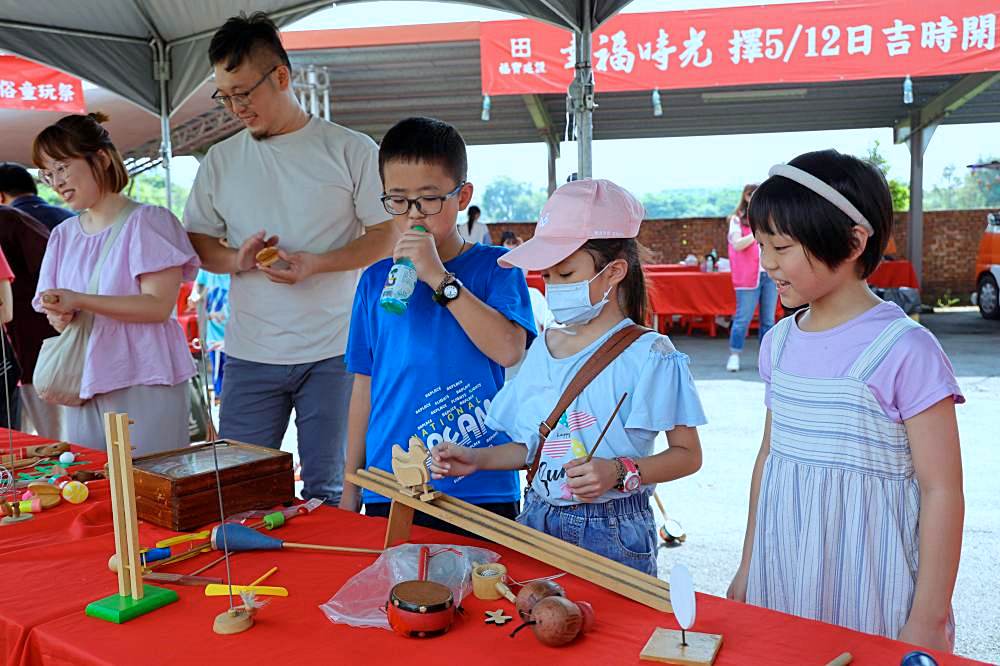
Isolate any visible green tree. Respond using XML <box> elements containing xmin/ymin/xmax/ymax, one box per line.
<box><xmin>925</xmin><ymin>159</ymin><xmax>1000</xmax><ymax>210</ymax></box>
<box><xmin>865</xmin><ymin>140</ymin><xmax>909</xmax><ymax>211</ymax></box>
<box><xmin>481</xmin><ymin>177</ymin><xmax>548</xmax><ymax>222</ymax></box>
<box><xmin>641</xmin><ymin>188</ymin><xmax>741</xmax><ymax>218</ymax></box>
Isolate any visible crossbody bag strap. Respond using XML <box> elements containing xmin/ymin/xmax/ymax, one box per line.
<box><xmin>525</xmin><ymin>323</ymin><xmax>650</xmax><ymax>485</ymax></box>
<box><xmin>85</xmin><ymin>200</ymin><xmax>139</xmax><ymax>295</ymax></box>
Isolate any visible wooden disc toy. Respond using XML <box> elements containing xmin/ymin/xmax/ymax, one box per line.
<box><xmin>26</xmin><ymin>482</ymin><xmax>62</xmax><ymax>509</ymax></box>
<box><xmin>213</xmin><ymin>607</ymin><xmax>254</xmax><ymax>635</ymax></box>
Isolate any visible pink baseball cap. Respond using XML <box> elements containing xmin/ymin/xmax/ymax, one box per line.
<box><xmin>498</xmin><ymin>179</ymin><xmax>645</xmax><ymax>271</ymax></box>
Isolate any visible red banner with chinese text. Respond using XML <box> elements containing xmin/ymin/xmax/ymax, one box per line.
<box><xmin>480</xmin><ymin>0</ymin><xmax>1000</xmax><ymax>95</ymax></box>
<box><xmin>0</xmin><ymin>56</ymin><xmax>86</xmax><ymax>113</ymax></box>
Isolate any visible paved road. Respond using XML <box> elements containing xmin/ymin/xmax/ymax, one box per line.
<box><xmin>271</xmin><ymin>310</ymin><xmax>998</xmax><ymax>663</ymax></box>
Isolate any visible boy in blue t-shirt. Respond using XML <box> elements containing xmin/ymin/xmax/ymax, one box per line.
<box><xmin>340</xmin><ymin>117</ymin><xmax>536</xmax><ymax>532</ymax></box>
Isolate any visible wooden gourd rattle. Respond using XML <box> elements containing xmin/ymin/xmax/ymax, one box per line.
<box><xmin>509</xmin><ymin>595</ymin><xmax>596</xmax><ymax>647</ymax></box>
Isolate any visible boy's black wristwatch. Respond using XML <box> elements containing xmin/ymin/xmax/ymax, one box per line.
<box><xmin>432</xmin><ymin>272</ymin><xmax>462</xmax><ymax>306</ymax></box>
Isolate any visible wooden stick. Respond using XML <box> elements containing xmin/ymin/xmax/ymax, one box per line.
<box><xmin>186</xmin><ymin>552</ymin><xmax>229</xmax><ymax>577</ymax></box>
<box><xmin>825</xmin><ymin>653</ymin><xmax>853</xmax><ymax>666</ymax></box>
<box><xmin>653</xmin><ymin>492</ymin><xmax>667</xmax><ymax>520</ymax></box>
<box><xmin>349</xmin><ymin>467</ymin><xmax>670</xmax><ymax>612</ymax></box>
<box><xmin>248</xmin><ymin>566</ymin><xmax>278</xmax><ymax>587</ymax></box>
<box><xmin>584</xmin><ymin>392</ymin><xmax>628</xmax><ymax>462</ymax></box>
<box><xmin>282</xmin><ymin>542</ymin><xmax>383</xmax><ymax>555</ymax></box>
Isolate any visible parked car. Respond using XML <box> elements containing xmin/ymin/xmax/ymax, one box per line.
<box><xmin>973</xmin><ymin>210</ymin><xmax>1000</xmax><ymax>319</ymax></box>
<box><xmin>970</xmin><ymin>161</ymin><xmax>1000</xmax><ymax>320</ymax></box>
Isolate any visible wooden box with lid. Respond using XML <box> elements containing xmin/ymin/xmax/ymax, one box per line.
<box><xmin>131</xmin><ymin>440</ymin><xmax>294</xmax><ymax>531</ymax></box>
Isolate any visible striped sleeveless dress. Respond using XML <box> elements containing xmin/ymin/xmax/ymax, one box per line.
<box><xmin>746</xmin><ymin>313</ymin><xmax>954</xmax><ymax>646</ymax></box>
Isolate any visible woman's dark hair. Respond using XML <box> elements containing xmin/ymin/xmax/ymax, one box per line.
<box><xmin>581</xmin><ymin>238</ymin><xmax>649</xmax><ymax>325</ymax></box>
<box><xmin>499</xmin><ymin>230</ymin><xmax>517</xmax><ymax>245</ymax></box>
<box><xmin>747</xmin><ymin>149</ymin><xmax>892</xmax><ymax>279</ymax></box>
<box><xmin>467</xmin><ymin>205</ymin><xmax>481</xmax><ymax>234</ymax></box>
<box><xmin>209</xmin><ymin>12</ymin><xmax>291</xmax><ymax>72</ymax></box>
<box><xmin>732</xmin><ymin>183</ymin><xmax>757</xmax><ymax>220</ymax></box>
<box><xmin>32</xmin><ymin>112</ymin><xmax>128</xmax><ymax>194</ymax></box>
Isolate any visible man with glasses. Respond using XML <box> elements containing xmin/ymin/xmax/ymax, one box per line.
<box><xmin>183</xmin><ymin>12</ymin><xmax>394</xmax><ymax>505</ymax></box>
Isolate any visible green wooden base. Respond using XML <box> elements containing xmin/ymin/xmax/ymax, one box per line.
<box><xmin>85</xmin><ymin>585</ymin><xmax>178</xmax><ymax>623</ymax></box>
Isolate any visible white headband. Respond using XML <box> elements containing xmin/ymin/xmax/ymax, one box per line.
<box><xmin>768</xmin><ymin>164</ymin><xmax>875</xmax><ymax>235</ymax></box>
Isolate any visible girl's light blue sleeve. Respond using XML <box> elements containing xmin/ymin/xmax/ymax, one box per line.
<box><xmin>624</xmin><ymin>337</ymin><xmax>707</xmax><ymax>432</ymax></box>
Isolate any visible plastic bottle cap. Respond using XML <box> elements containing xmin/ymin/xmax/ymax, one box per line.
<box><xmin>412</xmin><ymin>225</ymin><xmax>427</xmax><ymax>232</ymax></box>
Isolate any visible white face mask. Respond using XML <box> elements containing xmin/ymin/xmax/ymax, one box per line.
<box><xmin>545</xmin><ymin>264</ymin><xmax>612</xmax><ymax>327</ymax></box>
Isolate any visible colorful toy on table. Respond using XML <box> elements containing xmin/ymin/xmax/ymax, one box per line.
<box><xmin>23</xmin><ymin>481</ymin><xmax>61</xmax><ymax>508</ymax></box>
<box><xmin>85</xmin><ymin>412</ymin><xmax>178</xmax><ymax>624</ymax></box>
<box><xmin>210</xmin><ymin>522</ymin><xmax>383</xmax><ymax>556</ymax></box>
<box><xmin>205</xmin><ymin>565</ymin><xmax>286</xmax><ymax>597</ymax></box>
<box><xmin>61</xmin><ymin>480</ymin><xmax>89</xmax><ymax>504</ymax></box>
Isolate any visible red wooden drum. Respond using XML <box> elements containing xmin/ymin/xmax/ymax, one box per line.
<box><xmin>386</xmin><ymin>580</ymin><xmax>455</xmax><ymax>638</ymax></box>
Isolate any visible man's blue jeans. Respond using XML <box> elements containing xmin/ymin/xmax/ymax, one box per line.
<box><xmin>220</xmin><ymin>355</ymin><xmax>352</xmax><ymax>504</ymax></box>
<box><xmin>729</xmin><ymin>272</ymin><xmax>778</xmax><ymax>353</ymax></box>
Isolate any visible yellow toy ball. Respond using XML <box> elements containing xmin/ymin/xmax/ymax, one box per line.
<box><xmin>61</xmin><ymin>480</ymin><xmax>89</xmax><ymax>504</ymax></box>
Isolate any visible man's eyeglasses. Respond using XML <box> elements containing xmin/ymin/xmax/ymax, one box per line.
<box><xmin>211</xmin><ymin>66</ymin><xmax>279</xmax><ymax>109</ymax></box>
<box><xmin>381</xmin><ymin>182</ymin><xmax>466</xmax><ymax>216</ymax></box>
<box><xmin>39</xmin><ymin>162</ymin><xmax>70</xmax><ymax>187</ymax></box>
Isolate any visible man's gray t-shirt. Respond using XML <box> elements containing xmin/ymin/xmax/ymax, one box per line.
<box><xmin>184</xmin><ymin>116</ymin><xmax>387</xmax><ymax>364</ymax></box>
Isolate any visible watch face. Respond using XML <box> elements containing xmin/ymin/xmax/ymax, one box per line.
<box><xmin>624</xmin><ymin>474</ymin><xmax>641</xmax><ymax>492</ymax></box>
<box><xmin>443</xmin><ymin>284</ymin><xmax>459</xmax><ymax>299</ymax></box>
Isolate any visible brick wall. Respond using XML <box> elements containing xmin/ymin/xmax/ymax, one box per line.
<box><xmin>488</xmin><ymin>208</ymin><xmax>993</xmax><ymax>304</ymax></box>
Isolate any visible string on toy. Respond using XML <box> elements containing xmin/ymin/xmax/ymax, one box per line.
<box><xmin>211</xmin><ymin>441</ymin><xmax>234</xmax><ymax>612</ymax></box>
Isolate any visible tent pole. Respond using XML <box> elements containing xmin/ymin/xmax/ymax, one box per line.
<box><xmin>154</xmin><ymin>41</ymin><xmax>173</xmax><ymax>212</ymax></box>
<box><xmin>575</xmin><ymin>0</ymin><xmax>594</xmax><ymax>179</ymax></box>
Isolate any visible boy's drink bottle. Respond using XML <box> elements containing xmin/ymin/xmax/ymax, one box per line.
<box><xmin>379</xmin><ymin>225</ymin><xmax>425</xmax><ymax>314</ymax></box>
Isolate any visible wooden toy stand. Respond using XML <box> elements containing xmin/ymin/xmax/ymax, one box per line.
<box><xmin>640</xmin><ymin>627</ymin><xmax>723</xmax><ymax>665</ymax></box>
<box><xmin>346</xmin><ymin>467</ymin><xmax>671</xmax><ymax>612</ymax></box>
<box><xmin>85</xmin><ymin>412</ymin><xmax>178</xmax><ymax>623</ymax></box>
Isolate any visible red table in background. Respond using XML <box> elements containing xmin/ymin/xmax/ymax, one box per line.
<box><xmin>1</xmin><ymin>430</ymin><xmax>981</xmax><ymax>666</ymax></box>
<box><xmin>869</xmin><ymin>260</ymin><xmax>920</xmax><ymax>289</ymax></box>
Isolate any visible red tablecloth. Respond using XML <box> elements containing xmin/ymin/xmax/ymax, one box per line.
<box><xmin>869</xmin><ymin>260</ymin><xmax>920</xmax><ymax>289</ymax></box>
<box><xmin>647</xmin><ymin>271</ymin><xmax>738</xmax><ymax>317</ymax></box>
<box><xmin>1</xmin><ymin>431</ymin><xmax>981</xmax><ymax>666</ymax></box>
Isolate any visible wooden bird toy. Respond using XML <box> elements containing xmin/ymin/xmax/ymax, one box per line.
<box><xmin>391</xmin><ymin>437</ymin><xmax>440</xmax><ymax>501</ymax></box>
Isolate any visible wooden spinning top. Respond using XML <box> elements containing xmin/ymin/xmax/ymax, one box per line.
<box><xmin>515</xmin><ymin>579</ymin><xmax>564</xmax><ymax>619</ymax></box>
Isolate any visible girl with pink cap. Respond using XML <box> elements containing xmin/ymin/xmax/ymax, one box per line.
<box><xmin>431</xmin><ymin>179</ymin><xmax>706</xmax><ymax>574</ymax></box>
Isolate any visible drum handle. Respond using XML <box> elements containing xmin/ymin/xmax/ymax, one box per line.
<box><xmin>418</xmin><ymin>546</ymin><xmax>430</xmax><ymax>581</ymax></box>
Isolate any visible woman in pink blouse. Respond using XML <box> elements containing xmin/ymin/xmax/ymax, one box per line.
<box><xmin>32</xmin><ymin>112</ymin><xmax>200</xmax><ymax>453</ymax></box>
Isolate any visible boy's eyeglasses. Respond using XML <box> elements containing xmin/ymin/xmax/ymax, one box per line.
<box><xmin>211</xmin><ymin>66</ymin><xmax>279</xmax><ymax>108</ymax></box>
<box><xmin>381</xmin><ymin>182</ymin><xmax>466</xmax><ymax>216</ymax></box>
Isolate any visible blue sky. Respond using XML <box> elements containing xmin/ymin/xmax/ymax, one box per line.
<box><xmin>175</xmin><ymin>0</ymin><xmax>999</xmax><ymax>198</ymax></box>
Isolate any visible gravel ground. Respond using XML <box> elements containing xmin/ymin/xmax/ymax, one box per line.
<box><xmin>270</xmin><ymin>309</ymin><xmax>999</xmax><ymax>664</ymax></box>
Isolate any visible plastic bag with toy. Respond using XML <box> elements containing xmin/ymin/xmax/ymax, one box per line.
<box><xmin>320</xmin><ymin>543</ymin><xmax>500</xmax><ymax>629</ymax></box>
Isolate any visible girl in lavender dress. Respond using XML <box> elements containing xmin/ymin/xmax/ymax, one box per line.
<box><xmin>727</xmin><ymin>149</ymin><xmax>964</xmax><ymax>653</ymax></box>
<box><xmin>32</xmin><ymin>113</ymin><xmax>199</xmax><ymax>454</ymax></box>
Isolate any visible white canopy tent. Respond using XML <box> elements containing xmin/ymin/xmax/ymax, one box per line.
<box><xmin>0</xmin><ymin>0</ymin><xmax>634</xmax><ymax>204</ymax></box>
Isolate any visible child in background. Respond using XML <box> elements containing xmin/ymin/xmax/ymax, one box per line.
<box><xmin>727</xmin><ymin>150</ymin><xmax>964</xmax><ymax>652</ymax></box>
<box><xmin>339</xmin><ymin>117</ymin><xmax>536</xmax><ymax>533</ymax></box>
<box><xmin>431</xmin><ymin>179</ymin><xmax>705</xmax><ymax>574</ymax></box>
<box><xmin>190</xmin><ymin>268</ymin><xmax>230</xmax><ymax>402</ymax></box>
